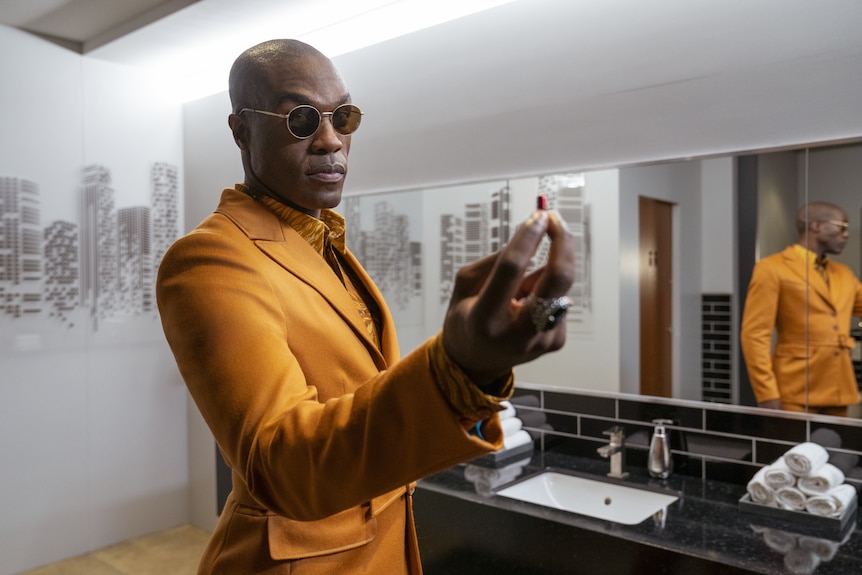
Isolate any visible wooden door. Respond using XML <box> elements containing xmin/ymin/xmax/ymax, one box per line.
<box><xmin>639</xmin><ymin>197</ymin><xmax>673</xmax><ymax>397</ymax></box>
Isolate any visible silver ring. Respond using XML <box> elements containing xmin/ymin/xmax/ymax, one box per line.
<box><xmin>526</xmin><ymin>294</ymin><xmax>572</xmax><ymax>332</ymax></box>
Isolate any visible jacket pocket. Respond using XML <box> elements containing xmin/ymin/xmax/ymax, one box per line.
<box><xmin>267</xmin><ymin>506</ymin><xmax>376</xmax><ymax>560</ymax></box>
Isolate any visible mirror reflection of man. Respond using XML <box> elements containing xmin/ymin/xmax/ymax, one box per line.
<box><xmin>741</xmin><ymin>201</ymin><xmax>862</xmax><ymax>416</ymax></box>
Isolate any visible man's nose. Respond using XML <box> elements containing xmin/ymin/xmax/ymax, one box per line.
<box><xmin>309</xmin><ymin>116</ymin><xmax>343</xmax><ymax>152</ymax></box>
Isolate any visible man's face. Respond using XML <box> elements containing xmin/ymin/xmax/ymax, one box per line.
<box><xmin>816</xmin><ymin>210</ymin><xmax>850</xmax><ymax>255</ymax></box>
<box><xmin>241</xmin><ymin>53</ymin><xmax>353</xmax><ymax>216</ymax></box>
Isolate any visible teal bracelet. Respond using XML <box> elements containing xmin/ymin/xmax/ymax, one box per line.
<box><xmin>469</xmin><ymin>421</ymin><xmax>485</xmax><ymax>441</ymax></box>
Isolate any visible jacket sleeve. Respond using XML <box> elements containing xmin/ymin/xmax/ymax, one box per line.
<box><xmin>740</xmin><ymin>260</ymin><xmax>781</xmax><ymax>403</ymax></box>
<box><xmin>156</xmin><ymin>220</ymin><xmax>502</xmax><ymax>521</ymax></box>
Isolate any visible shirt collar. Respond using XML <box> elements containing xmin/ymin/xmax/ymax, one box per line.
<box><xmin>793</xmin><ymin>244</ymin><xmax>828</xmax><ymax>270</ymax></box>
<box><xmin>236</xmin><ymin>184</ymin><xmax>346</xmax><ymax>256</ymax></box>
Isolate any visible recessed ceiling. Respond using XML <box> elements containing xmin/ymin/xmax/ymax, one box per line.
<box><xmin>0</xmin><ymin>0</ymin><xmax>199</xmax><ymax>52</ymax></box>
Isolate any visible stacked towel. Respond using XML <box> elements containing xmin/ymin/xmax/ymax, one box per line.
<box><xmin>497</xmin><ymin>401</ymin><xmax>533</xmax><ymax>452</ymax></box>
<box><xmin>497</xmin><ymin>401</ymin><xmax>517</xmax><ymax>420</ymax></box>
<box><xmin>764</xmin><ymin>458</ymin><xmax>796</xmax><ymax>490</ymax></box>
<box><xmin>784</xmin><ymin>442</ymin><xmax>830</xmax><ymax>476</ymax></box>
<box><xmin>804</xmin><ymin>484</ymin><xmax>857</xmax><ymax>518</ymax></box>
<box><xmin>747</xmin><ymin>467</ymin><xmax>777</xmax><ymax>506</ymax></box>
<box><xmin>500</xmin><ymin>416</ymin><xmax>523</xmax><ymax>437</ymax></box>
<box><xmin>776</xmin><ymin>486</ymin><xmax>807</xmax><ymax>511</ymax></box>
<box><xmin>503</xmin><ymin>430</ymin><xmax>533</xmax><ymax>450</ymax></box>
<box><xmin>746</xmin><ymin>441</ymin><xmax>859</xmax><ymax>520</ymax></box>
<box><xmin>797</xmin><ymin>463</ymin><xmax>845</xmax><ymax>496</ymax></box>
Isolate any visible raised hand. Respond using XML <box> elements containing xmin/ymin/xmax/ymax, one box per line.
<box><xmin>441</xmin><ymin>209</ymin><xmax>576</xmax><ymax>386</ymax></box>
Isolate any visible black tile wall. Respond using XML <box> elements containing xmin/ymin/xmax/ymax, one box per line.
<box><xmin>543</xmin><ymin>390</ymin><xmax>615</xmax><ymax>417</ymax></box>
<box><xmin>618</xmin><ymin>399</ymin><xmax>703</xmax><ymax>429</ymax></box>
<box><xmin>702</xmin><ymin>294</ymin><xmax>733</xmax><ymax>404</ymax></box>
<box><xmin>515</xmin><ymin>389</ymin><xmax>862</xmax><ymax>489</ymax></box>
<box><xmin>812</xmin><ymin>422</ymin><xmax>862</xmax><ymax>453</ymax></box>
<box><xmin>753</xmin><ymin>440</ymin><xmax>796</xmax><ymax>465</ymax></box>
<box><xmin>706</xmin><ymin>410</ymin><xmax>807</xmax><ymax>443</ymax></box>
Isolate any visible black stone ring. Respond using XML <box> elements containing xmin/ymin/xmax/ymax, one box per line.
<box><xmin>527</xmin><ymin>294</ymin><xmax>573</xmax><ymax>332</ymax></box>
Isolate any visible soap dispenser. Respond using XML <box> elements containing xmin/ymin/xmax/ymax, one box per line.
<box><xmin>648</xmin><ymin>419</ymin><xmax>674</xmax><ymax>479</ymax></box>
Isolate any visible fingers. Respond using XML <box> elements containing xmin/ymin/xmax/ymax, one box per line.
<box><xmin>449</xmin><ymin>252</ymin><xmax>499</xmax><ymax>301</ymax></box>
<box><xmin>470</xmin><ymin>210</ymin><xmax>549</xmax><ymax>320</ymax></box>
<box><xmin>530</xmin><ymin>211</ymin><xmax>576</xmax><ymax>298</ymax></box>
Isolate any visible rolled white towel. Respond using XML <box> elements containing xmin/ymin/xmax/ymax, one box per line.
<box><xmin>502</xmin><ymin>429</ymin><xmax>533</xmax><ymax>451</ymax></box>
<box><xmin>764</xmin><ymin>458</ymin><xmax>796</xmax><ymax>490</ymax></box>
<box><xmin>784</xmin><ymin>442</ymin><xmax>829</xmax><ymax>476</ymax></box>
<box><xmin>747</xmin><ymin>467</ymin><xmax>777</xmax><ymax>506</ymax></box>
<box><xmin>776</xmin><ymin>486</ymin><xmax>808</xmax><ymax>511</ymax></box>
<box><xmin>500</xmin><ymin>416</ymin><xmax>523</xmax><ymax>437</ymax></box>
<box><xmin>497</xmin><ymin>401</ymin><xmax>516</xmax><ymax>420</ymax></box>
<box><xmin>804</xmin><ymin>484</ymin><xmax>857</xmax><ymax>517</ymax></box>
<box><xmin>797</xmin><ymin>463</ymin><xmax>845</xmax><ymax>496</ymax></box>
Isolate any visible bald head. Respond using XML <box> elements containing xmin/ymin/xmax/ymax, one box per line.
<box><xmin>796</xmin><ymin>201</ymin><xmax>847</xmax><ymax>235</ymax></box>
<box><xmin>228</xmin><ymin>39</ymin><xmax>329</xmax><ymax>114</ymax></box>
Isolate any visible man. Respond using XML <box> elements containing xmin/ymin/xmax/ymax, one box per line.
<box><xmin>156</xmin><ymin>39</ymin><xmax>574</xmax><ymax>574</ymax></box>
<box><xmin>741</xmin><ymin>201</ymin><xmax>862</xmax><ymax>416</ymax></box>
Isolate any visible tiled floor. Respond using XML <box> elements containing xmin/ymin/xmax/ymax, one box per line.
<box><xmin>17</xmin><ymin>524</ymin><xmax>211</xmax><ymax>575</ymax></box>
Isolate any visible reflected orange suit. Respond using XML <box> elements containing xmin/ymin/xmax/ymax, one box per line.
<box><xmin>741</xmin><ymin>246</ymin><xmax>862</xmax><ymax>408</ymax></box>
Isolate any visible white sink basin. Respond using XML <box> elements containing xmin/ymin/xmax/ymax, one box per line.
<box><xmin>495</xmin><ymin>471</ymin><xmax>679</xmax><ymax>525</ymax></box>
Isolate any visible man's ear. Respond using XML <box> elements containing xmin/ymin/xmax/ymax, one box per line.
<box><xmin>229</xmin><ymin>113</ymin><xmax>249</xmax><ymax>150</ymax></box>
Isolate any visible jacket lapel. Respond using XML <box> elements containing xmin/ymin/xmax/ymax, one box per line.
<box><xmin>782</xmin><ymin>246</ymin><xmax>834</xmax><ymax>309</ymax></box>
<box><xmin>216</xmin><ymin>189</ymin><xmax>388</xmax><ymax>365</ymax></box>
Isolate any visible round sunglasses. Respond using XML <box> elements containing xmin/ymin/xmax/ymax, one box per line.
<box><xmin>239</xmin><ymin>104</ymin><xmax>362</xmax><ymax>139</ymax></box>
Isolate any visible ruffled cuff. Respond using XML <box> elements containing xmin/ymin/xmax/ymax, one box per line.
<box><xmin>427</xmin><ymin>332</ymin><xmax>514</xmax><ymax>422</ymax></box>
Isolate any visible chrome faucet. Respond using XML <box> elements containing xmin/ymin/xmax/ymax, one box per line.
<box><xmin>597</xmin><ymin>426</ymin><xmax>628</xmax><ymax>479</ymax></box>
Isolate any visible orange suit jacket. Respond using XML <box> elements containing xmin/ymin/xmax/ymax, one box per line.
<box><xmin>741</xmin><ymin>246</ymin><xmax>862</xmax><ymax>407</ymax></box>
<box><xmin>157</xmin><ymin>188</ymin><xmax>502</xmax><ymax>574</ymax></box>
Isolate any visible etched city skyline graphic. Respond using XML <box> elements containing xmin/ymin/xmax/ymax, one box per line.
<box><xmin>341</xmin><ymin>172</ymin><xmax>592</xmax><ymax>335</ymax></box>
<box><xmin>341</xmin><ymin>192</ymin><xmax>423</xmax><ymax>314</ymax></box>
<box><xmin>1</xmin><ymin>162</ymin><xmax>180</xmax><ymax>342</ymax></box>
<box><xmin>438</xmin><ymin>184</ymin><xmax>512</xmax><ymax>305</ymax></box>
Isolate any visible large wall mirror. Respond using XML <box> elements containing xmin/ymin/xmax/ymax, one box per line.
<box><xmin>341</xmin><ymin>140</ymin><xmax>862</xmax><ymax>418</ymax></box>
<box><xmin>560</xmin><ymin>140</ymin><xmax>860</xmax><ymax>416</ymax></box>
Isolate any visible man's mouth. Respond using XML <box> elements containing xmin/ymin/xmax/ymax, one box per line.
<box><xmin>308</xmin><ymin>163</ymin><xmax>345</xmax><ymax>183</ymax></box>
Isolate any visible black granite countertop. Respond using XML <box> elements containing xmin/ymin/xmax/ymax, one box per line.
<box><xmin>416</xmin><ymin>451</ymin><xmax>862</xmax><ymax>575</ymax></box>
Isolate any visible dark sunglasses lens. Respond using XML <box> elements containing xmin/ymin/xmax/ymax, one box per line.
<box><xmin>332</xmin><ymin>104</ymin><xmax>362</xmax><ymax>135</ymax></box>
<box><xmin>287</xmin><ymin>106</ymin><xmax>321</xmax><ymax>138</ymax></box>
